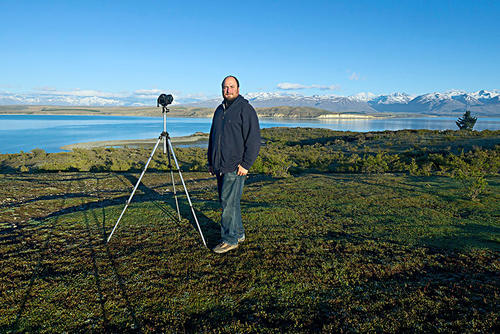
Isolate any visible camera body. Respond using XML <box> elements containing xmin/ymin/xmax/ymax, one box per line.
<box><xmin>157</xmin><ymin>94</ymin><xmax>174</xmax><ymax>107</ymax></box>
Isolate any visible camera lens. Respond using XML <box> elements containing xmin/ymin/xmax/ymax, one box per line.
<box><xmin>157</xmin><ymin>94</ymin><xmax>174</xmax><ymax>107</ymax></box>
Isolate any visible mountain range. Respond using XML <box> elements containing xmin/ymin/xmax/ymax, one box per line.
<box><xmin>1</xmin><ymin>89</ymin><xmax>499</xmax><ymax>116</ymax></box>
<box><xmin>188</xmin><ymin>90</ymin><xmax>500</xmax><ymax>116</ymax></box>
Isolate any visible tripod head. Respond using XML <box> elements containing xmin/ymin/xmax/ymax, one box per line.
<box><xmin>155</xmin><ymin>94</ymin><xmax>172</xmax><ymax>140</ymax></box>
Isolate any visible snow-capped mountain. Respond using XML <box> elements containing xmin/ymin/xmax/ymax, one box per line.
<box><xmin>370</xmin><ymin>92</ymin><xmax>414</xmax><ymax>105</ymax></box>
<box><xmin>1</xmin><ymin>89</ymin><xmax>499</xmax><ymax>116</ymax></box>
<box><xmin>0</xmin><ymin>92</ymin><xmax>129</xmax><ymax>106</ymax></box>
<box><xmin>182</xmin><ymin>90</ymin><xmax>499</xmax><ymax>116</ymax></box>
<box><xmin>349</xmin><ymin>92</ymin><xmax>378</xmax><ymax>102</ymax></box>
<box><xmin>471</xmin><ymin>90</ymin><xmax>500</xmax><ymax>104</ymax></box>
<box><xmin>399</xmin><ymin>90</ymin><xmax>499</xmax><ymax>115</ymax></box>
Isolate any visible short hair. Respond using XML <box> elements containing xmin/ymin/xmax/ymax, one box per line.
<box><xmin>221</xmin><ymin>75</ymin><xmax>240</xmax><ymax>88</ymax></box>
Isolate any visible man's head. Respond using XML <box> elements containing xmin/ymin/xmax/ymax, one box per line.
<box><xmin>222</xmin><ymin>75</ymin><xmax>240</xmax><ymax>102</ymax></box>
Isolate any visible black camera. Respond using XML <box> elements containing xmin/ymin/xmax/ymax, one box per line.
<box><xmin>157</xmin><ymin>94</ymin><xmax>174</xmax><ymax>107</ymax></box>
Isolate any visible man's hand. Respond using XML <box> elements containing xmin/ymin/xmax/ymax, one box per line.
<box><xmin>208</xmin><ymin>165</ymin><xmax>214</xmax><ymax>176</ymax></box>
<box><xmin>237</xmin><ymin>164</ymin><xmax>248</xmax><ymax>176</ymax></box>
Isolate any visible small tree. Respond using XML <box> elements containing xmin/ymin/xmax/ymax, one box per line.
<box><xmin>456</xmin><ymin>110</ymin><xmax>477</xmax><ymax>131</ymax></box>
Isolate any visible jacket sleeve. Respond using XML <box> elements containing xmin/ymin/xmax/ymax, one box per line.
<box><xmin>207</xmin><ymin>115</ymin><xmax>215</xmax><ymax>167</ymax></box>
<box><xmin>240</xmin><ymin>104</ymin><xmax>261</xmax><ymax>170</ymax></box>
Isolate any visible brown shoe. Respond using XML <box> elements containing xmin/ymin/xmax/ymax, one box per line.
<box><xmin>213</xmin><ymin>242</ymin><xmax>238</xmax><ymax>254</ymax></box>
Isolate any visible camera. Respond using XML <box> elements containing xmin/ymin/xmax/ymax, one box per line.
<box><xmin>157</xmin><ymin>94</ymin><xmax>174</xmax><ymax>107</ymax></box>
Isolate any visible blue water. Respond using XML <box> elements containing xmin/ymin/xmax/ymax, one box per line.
<box><xmin>1</xmin><ymin>114</ymin><xmax>499</xmax><ymax>154</ymax></box>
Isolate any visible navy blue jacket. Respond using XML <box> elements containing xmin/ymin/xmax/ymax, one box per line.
<box><xmin>208</xmin><ymin>95</ymin><xmax>261</xmax><ymax>174</ymax></box>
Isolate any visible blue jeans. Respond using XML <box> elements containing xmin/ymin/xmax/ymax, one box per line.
<box><xmin>216</xmin><ymin>171</ymin><xmax>246</xmax><ymax>245</ymax></box>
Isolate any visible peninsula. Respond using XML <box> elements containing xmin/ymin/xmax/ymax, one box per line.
<box><xmin>0</xmin><ymin>105</ymin><xmax>392</xmax><ymax>119</ymax></box>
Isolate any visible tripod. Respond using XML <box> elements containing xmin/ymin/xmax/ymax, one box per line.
<box><xmin>106</xmin><ymin>105</ymin><xmax>207</xmax><ymax>247</ymax></box>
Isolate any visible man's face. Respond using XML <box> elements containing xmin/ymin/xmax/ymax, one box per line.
<box><xmin>222</xmin><ymin>77</ymin><xmax>239</xmax><ymax>101</ymax></box>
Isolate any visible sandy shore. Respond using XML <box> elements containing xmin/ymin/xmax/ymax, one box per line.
<box><xmin>316</xmin><ymin>113</ymin><xmax>377</xmax><ymax>119</ymax></box>
<box><xmin>61</xmin><ymin>132</ymin><xmax>209</xmax><ymax>150</ymax></box>
<box><xmin>0</xmin><ymin>105</ymin><xmax>399</xmax><ymax>119</ymax></box>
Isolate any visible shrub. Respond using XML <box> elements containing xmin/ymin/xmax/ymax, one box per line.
<box><xmin>1</xmin><ymin>128</ymin><xmax>498</xmax><ymax>180</ymax></box>
<box><xmin>450</xmin><ymin>152</ymin><xmax>488</xmax><ymax>201</ymax></box>
<box><xmin>252</xmin><ymin>151</ymin><xmax>294</xmax><ymax>177</ymax></box>
<box><xmin>456</xmin><ymin>110</ymin><xmax>477</xmax><ymax>131</ymax></box>
<box><xmin>359</xmin><ymin>152</ymin><xmax>390</xmax><ymax>174</ymax></box>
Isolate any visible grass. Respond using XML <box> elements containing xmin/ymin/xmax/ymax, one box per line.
<box><xmin>0</xmin><ymin>171</ymin><xmax>498</xmax><ymax>332</ymax></box>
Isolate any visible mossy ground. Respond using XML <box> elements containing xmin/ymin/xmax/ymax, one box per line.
<box><xmin>1</xmin><ymin>170</ymin><xmax>498</xmax><ymax>333</ymax></box>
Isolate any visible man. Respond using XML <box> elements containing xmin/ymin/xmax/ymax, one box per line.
<box><xmin>208</xmin><ymin>75</ymin><xmax>261</xmax><ymax>254</ymax></box>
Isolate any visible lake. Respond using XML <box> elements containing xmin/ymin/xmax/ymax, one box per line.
<box><xmin>1</xmin><ymin>114</ymin><xmax>499</xmax><ymax>154</ymax></box>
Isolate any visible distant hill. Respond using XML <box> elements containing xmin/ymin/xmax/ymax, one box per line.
<box><xmin>0</xmin><ymin>105</ymin><xmax>382</xmax><ymax>119</ymax></box>
<box><xmin>1</xmin><ymin>89</ymin><xmax>499</xmax><ymax>118</ymax></box>
<box><xmin>0</xmin><ymin>105</ymin><xmax>210</xmax><ymax>118</ymax></box>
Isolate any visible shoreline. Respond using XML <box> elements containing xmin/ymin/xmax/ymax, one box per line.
<box><xmin>0</xmin><ymin>105</ymin><xmax>414</xmax><ymax>119</ymax></box>
<box><xmin>0</xmin><ymin>112</ymin><xmax>388</xmax><ymax>119</ymax></box>
<box><xmin>1</xmin><ymin>105</ymin><xmax>498</xmax><ymax>119</ymax></box>
<box><xmin>5</xmin><ymin>111</ymin><xmax>497</xmax><ymax>119</ymax></box>
<box><xmin>60</xmin><ymin>132</ymin><xmax>209</xmax><ymax>151</ymax></box>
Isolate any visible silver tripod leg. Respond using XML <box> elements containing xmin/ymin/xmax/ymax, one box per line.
<box><xmin>165</xmin><ymin>138</ymin><xmax>181</xmax><ymax>221</ymax></box>
<box><xmin>169</xmin><ymin>167</ymin><xmax>181</xmax><ymax>221</ymax></box>
<box><xmin>107</xmin><ymin>136</ymin><xmax>162</xmax><ymax>243</ymax></box>
<box><xmin>167</xmin><ymin>137</ymin><xmax>207</xmax><ymax>247</ymax></box>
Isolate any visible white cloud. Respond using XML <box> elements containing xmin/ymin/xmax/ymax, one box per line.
<box><xmin>277</xmin><ymin>82</ymin><xmax>309</xmax><ymax>90</ymax></box>
<box><xmin>34</xmin><ymin>88</ymin><xmax>128</xmax><ymax>98</ymax></box>
<box><xmin>178</xmin><ymin>92</ymin><xmax>214</xmax><ymax>100</ymax></box>
<box><xmin>277</xmin><ymin>82</ymin><xmax>340</xmax><ymax>91</ymax></box>
<box><xmin>314</xmin><ymin>84</ymin><xmax>341</xmax><ymax>91</ymax></box>
<box><xmin>131</xmin><ymin>89</ymin><xmax>202</xmax><ymax>103</ymax></box>
<box><xmin>349</xmin><ymin>72</ymin><xmax>360</xmax><ymax>81</ymax></box>
<box><xmin>34</xmin><ymin>86</ymin><xmax>57</xmax><ymax>92</ymax></box>
<box><xmin>133</xmin><ymin>88</ymin><xmax>164</xmax><ymax>95</ymax></box>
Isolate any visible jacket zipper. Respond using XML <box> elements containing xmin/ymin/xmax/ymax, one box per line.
<box><xmin>216</xmin><ymin>102</ymin><xmax>225</xmax><ymax>172</ymax></box>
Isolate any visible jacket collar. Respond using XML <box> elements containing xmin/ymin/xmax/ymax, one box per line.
<box><xmin>222</xmin><ymin>95</ymin><xmax>242</xmax><ymax>111</ymax></box>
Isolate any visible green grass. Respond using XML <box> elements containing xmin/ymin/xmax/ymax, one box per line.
<box><xmin>0</xmin><ymin>171</ymin><xmax>498</xmax><ymax>332</ymax></box>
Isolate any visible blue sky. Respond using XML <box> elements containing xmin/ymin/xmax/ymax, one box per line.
<box><xmin>1</xmin><ymin>0</ymin><xmax>499</xmax><ymax>102</ymax></box>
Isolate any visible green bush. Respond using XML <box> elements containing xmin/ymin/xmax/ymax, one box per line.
<box><xmin>252</xmin><ymin>150</ymin><xmax>294</xmax><ymax>177</ymax></box>
<box><xmin>1</xmin><ymin>128</ymin><xmax>499</xmax><ymax>180</ymax></box>
<box><xmin>448</xmin><ymin>148</ymin><xmax>499</xmax><ymax>201</ymax></box>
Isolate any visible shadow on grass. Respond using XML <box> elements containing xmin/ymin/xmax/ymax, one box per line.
<box><xmin>13</xmin><ymin>172</ymin><xmax>217</xmax><ymax>249</ymax></box>
<box><xmin>81</xmin><ymin>196</ymin><xmax>112</xmax><ymax>331</ymax></box>
<box><xmin>82</xmin><ymin>175</ymin><xmax>142</xmax><ymax>332</ymax></box>
<box><xmin>420</xmin><ymin>223</ymin><xmax>500</xmax><ymax>251</ymax></box>
<box><xmin>180</xmin><ymin>296</ymin><xmax>333</xmax><ymax>333</ymax></box>
<box><xmin>0</xmin><ymin>192</ymin><xmax>96</xmax><ymax>210</ymax></box>
<box><xmin>121</xmin><ymin>174</ymin><xmax>220</xmax><ymax>249</ymax></box>
<box><xmin>328</xmin><ymin>209</ymin><xmax>500</xmax><ymax>252</ymax></box>
<box><xmin>245</xmin><ymin>173</ymin><xmax>277</xmax><ymax>186</ymax></box>
<box><xmin>9</xmin><ymin>178</ymin><xmax>77</xmax><ymax>332</ymax></box>
<box><xmin>325</xmin><ymin>230</ymin><xmax>408</xmax><ymax>249</ymax></box>
<box><xmin>0</xmin><ymin>174</ymin><xmax>98</xmax><ymax>183</ymax></box>
<box><xmin>6</xmin><ymin>172</ymin><xmax>217</xmax><ymax>331</ymax></box>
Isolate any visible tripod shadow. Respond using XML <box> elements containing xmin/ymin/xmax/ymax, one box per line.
<box><xmin>9</xmin><ymin>175</ymin><xmax>141</xmax><ymax>332</ymax></box>
<box><xmin>87</xmin><ymin>175</ymin><xmax>141</xmax><ymax>332</ymax></box>
<box><xmin>121</xmin><ymin>174</ymin><xmax>220</xmax><ymax>249</ymax></box>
